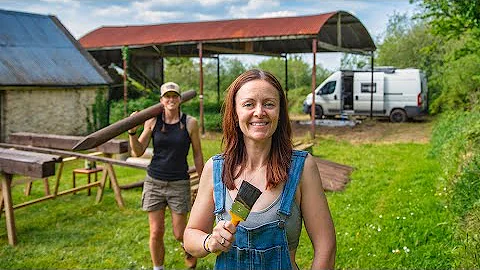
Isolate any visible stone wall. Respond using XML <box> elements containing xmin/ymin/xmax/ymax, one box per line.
<box><xmin>1</xmin><ymin>86</ymin><xmax>108</xmax><ymax>141</ymax></box>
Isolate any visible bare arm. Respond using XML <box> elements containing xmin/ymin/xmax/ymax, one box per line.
<box><xmin>184</xmin><ymin>158</ymin><xmax>236</xmax><ymax>257</ymax></box>
<box><xmin>300</xmin><ymin>154</ymin><xmax>336</xmax><ymax>269</ymax></box>
<box><xmin>187</xmin><ymin>116</ymin><xmax>204</xmax><ymax>176</ymax></box>
<box><xmin>129</xmin><ymin>115</ymin><xmax>155</xmax><ymax>157</ymax></box>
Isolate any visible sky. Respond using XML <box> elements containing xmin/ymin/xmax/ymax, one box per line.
<box><xmin>1</xmin><ymin>0</ymin><xmax>419</xmax><ymax>70</ymax></box>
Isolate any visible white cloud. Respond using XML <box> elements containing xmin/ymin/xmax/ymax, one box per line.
<box><xmin>229</xmin><ymin>0</ymin><xmax>281</xmax><ymax>18</ymax></box>
<box><xmin>92</xmin><ymin>5</ymin><xmax>130</xmax><ymax>17</ymax></box>
<box><xmin>136</xmin><ymin>10</ymin><xmax>184</xmax><ymax>23</ymax></box>
<box><xmin>259</xmin><ymin>10</ymin><xmax>297</xmax><ymax>18</ymax></box>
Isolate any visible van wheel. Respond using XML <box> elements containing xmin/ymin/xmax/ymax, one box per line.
<box><xmin>315</xmin><ymin>106</ymin><xmax>323</xmax><ymax>119</ymax></box>
<box><xmin>390</xmin><ymin>109</ymin><xmax>407</xmax><ymax>123</ymax></box>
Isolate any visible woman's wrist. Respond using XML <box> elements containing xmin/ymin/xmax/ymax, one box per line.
<box><xmin>203</xmin><ymin>233</ymin><xmax>212</xmax><ymax>253</ymax></box>
<box><xmin>128</xmin><ymin>130</ymin><xmax>136</xmax><ymax>136</ymax></box>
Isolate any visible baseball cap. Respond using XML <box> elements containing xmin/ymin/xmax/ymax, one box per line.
<box><xmin>160</xmin><ymin>82</ymin><xmax>181</xmax><ymax>97</ymax></box>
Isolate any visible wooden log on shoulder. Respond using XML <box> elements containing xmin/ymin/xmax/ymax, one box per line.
<box><xmin>73</xmin><ymin>90</ymin><xmax>196</xmax><ymax>151</ymax></box>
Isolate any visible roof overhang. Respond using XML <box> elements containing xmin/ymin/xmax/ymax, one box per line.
<box><xmin>80</xmin><ymin>11</ymin><xmax>376</xmax><ymax>58</ymax></box>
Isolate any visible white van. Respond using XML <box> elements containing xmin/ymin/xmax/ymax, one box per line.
<box><xmin>302</xmin><ymin>67</ymin><xmax>428</xmax><ymax>122</ymax></box>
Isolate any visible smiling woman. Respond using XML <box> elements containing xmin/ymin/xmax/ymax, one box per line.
<box><xmin>184</xmin><ymin>69</ymin><xmax>336</xmax><ymax>270</ymax></box>
<box><xmin>235</xmin><ymin>79</ymin><xmax>280</xmax><ymax>143</ymax></box>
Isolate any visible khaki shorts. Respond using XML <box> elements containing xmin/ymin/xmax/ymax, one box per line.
<box><xmin>141</xmin><ymin>175</ymin><xmax>191</xmax><ymax>214</ymax></box>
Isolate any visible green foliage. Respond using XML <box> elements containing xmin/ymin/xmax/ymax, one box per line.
<box><xmin>254</xmin><ymin>55</ymin><xmax>330</xmax><ymax>90</ymax></box>
<box><xmin>164</xmin><ymin>58</ymin><xmax>199</xmax><ymax>90</ymax></box>
<box><xmin>414</xmin><ymin>0</ymin><xmax>480</xmax><ymax>39</ymax></box>
<box><xmin>429</xmin><ymin>110</ymin><xmax>480</xmax><ymax>268</ymax></box>
<box><xmin>340</xmin><ymin>53</ymin><xmax>370</xmax><ymax>70</ymax></box>
<box><xmin>428</xmin><ymin>35</ymin><xmax>480</xmax><ymax>113</ymax></box>
<box><xmin>85</xmin><ymin>88</ymin><xmax>109</xmax><ymax>134</ymax></box>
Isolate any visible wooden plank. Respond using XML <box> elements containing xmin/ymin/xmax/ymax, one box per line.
<box><xmin>8</xmin><ymin>132</ymin><xmax>129</xmax><ymax>154</ymax></box>
<box><xmin>12</xmin><ymin>182</ymin><xmax>101</xmax><ymax>210</ymax></box>
<box><xmin>0</xmin><ymin>148</ymin><xmax>60</xmax><ymax>178</ymax></box>
<box><xmin>0</xmin><ymin>143</ymin><xmax>146</xmax><ymax>170</ymax></box>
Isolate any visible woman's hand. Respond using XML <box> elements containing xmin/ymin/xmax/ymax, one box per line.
<box><xmin>207</xmin><ymin>220</ymin><xmax>236</xmax><ymax>253</ymax></box>
<box><xmin>128</xmin><ymin>111</ymin><xmax>139</xmax><ymax>134</ymax></box>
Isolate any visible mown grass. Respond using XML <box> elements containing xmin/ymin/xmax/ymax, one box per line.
<box><xmin>0</xmin><ymin>127</ymin><xmax>461</xmax><ymax>269</ymax></box>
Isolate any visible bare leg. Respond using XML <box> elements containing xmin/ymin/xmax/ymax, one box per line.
<box><xmin>149</xmin><ymin>209</ymin><xmax>166</xmax><ymax>267</ymax></box>
<box><xmin>172</xmin><ymin>211</ymin><xmax>197</xmax><ymax>268</ymax></box>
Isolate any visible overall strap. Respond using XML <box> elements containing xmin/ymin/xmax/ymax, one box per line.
<box><xmin>212</xmin><ymin>154</ymin><xmax>226</xmax><ymax>214</ymax></box>
<box><xmin>278</xmin><ymin>150</ymin><xmax>308</xmax><ymax>216</ymax></box>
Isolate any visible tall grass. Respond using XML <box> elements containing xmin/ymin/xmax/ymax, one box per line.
<box><xmin>429</xmin><ymin>110</ymin><xmax>480</xmax><ymax>268</ymax></box>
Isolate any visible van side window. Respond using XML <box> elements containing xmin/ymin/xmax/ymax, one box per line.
<box><xmin>361</xmin><ymin>82</ymin><xmax>377</xmax><ymax>93</ymax></box>
<box><xmin>318</xmin><ymin>81</ymin><xmax>336</xmax><ymax>95</ymax></box>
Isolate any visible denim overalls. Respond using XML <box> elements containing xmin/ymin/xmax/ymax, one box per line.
<box><xmin>212</xmin><ymin>150</ymin><xmax>308</xmax><ymax>270</ymax></box>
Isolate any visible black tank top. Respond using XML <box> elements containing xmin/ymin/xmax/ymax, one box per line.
<box><xmin>147</xmin><ymin>112</ymin><xmax>191</xmax><ymax>181</ymax></box>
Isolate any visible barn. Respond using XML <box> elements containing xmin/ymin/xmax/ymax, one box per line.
<box><xmin>0</xmin><ymin>9</ymin><xmax>112</xmax><ymax>142</ymax></box>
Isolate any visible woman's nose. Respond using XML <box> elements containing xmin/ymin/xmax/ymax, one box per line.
<box><xmin>253</xmin><ymin>104</ymin><xmax>265</xmax><ymax>117</ymax></box>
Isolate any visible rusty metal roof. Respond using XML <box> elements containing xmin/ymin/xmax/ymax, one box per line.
<box><xmin>80</xmin><ymin>11</ymin><xmax>375</xmax><ymax>57</ymax></box>
<box><xmin>0</xmin><ymin>9</ymin><xmax>112</xmax><ymax>86</ymax></box>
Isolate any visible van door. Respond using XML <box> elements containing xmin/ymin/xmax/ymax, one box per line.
<box><xmin>315</xmin><ymin>80</ymin><xmax>341</xmax><ymax>115</ymax></box>
<box><xmin>342</xmin><ymin>73</ymin><xmax>354</xmax><ymax>110</ymax></box>
<box><xmin>353</xmin><ymin>72</ymin><xmax>384</xmax><ymax>115</ymax></box>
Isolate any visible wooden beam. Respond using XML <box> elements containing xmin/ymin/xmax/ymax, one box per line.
<box><xmin>0</xmin><ymin>148</ymin><xmax>60</xmax><ymax>178</ymax></box>
<box><xmin>12</xmin><ymin>182</ymin><xmax>101</xmax><ymax>210</ymax></box>
<box><xmin>8</xmin><ymin>132</ymin><xmax>129</xmax><ymax>154</ymax></box>
<box><xmin>202</xmin><ymin>44</ymin><xmax>280</xmax><ymax>57</ymax></box>
<box><xmin>317</xmin><ymin>40</ymin><xmax>371</xmax><ymax>55</ymax></box>
<box><xmin>0</xmin><ymin>143</ymin><xmax>146</xmax><ymax>170</ymax></box>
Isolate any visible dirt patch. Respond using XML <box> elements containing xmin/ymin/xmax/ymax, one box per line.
<box><xmin>291</xmin><ymin>117</ymin><xmax>434</xmax><ymax>144</ymax></box>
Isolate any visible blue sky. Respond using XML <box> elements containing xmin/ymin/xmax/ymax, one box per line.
<box><xmin>1</xmin><ymin>0</ymin><xmax>419</xmax><ymax>69</ymax></box>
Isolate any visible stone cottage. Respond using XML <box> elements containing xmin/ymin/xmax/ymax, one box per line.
<box><xmin>0</xmin><ymin>9</ymin><xmax>112</xmax><ymax>142</ymax></box>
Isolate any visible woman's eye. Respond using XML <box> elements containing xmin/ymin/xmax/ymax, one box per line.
<box><xmin>264</xmin><ymin>102</ymin><xmax>275</xmax><ymax>108</ymax></box>
<box><xmin>243</xmin><ymin>102</ymin><xmax>253</xmax><ymax>107</ymax></box>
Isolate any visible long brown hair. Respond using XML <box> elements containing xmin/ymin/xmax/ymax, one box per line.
<box><xmin>221</xmin><ymin>69</ymin><xmax>293</xmax><ymax>190</ymax></box>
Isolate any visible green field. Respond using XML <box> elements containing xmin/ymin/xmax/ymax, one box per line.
<box><xmin>0</xmin><ymin>126</ymin><xmax>463</xmax><ymax>269</ymax></box>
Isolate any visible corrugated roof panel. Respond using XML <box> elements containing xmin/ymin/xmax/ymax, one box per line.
<box><xmin>0</xmin><ymin>9</ymin><xmax>111</xmax><ymax>86</ymax></box>
<box><xmin>80</xmin><ymin>13</ymin><xmax>336</xmax><ymax>49</ymax></box>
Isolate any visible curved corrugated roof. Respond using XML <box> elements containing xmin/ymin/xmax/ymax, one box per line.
<box><xmin>80</xmin><ymin>11</ymin><xmax>375</xmax><ymax>56</ymax></box>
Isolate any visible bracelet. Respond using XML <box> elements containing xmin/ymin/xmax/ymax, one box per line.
<box><xmin>203</xmin><ymin>233</ymin><xmax>212</xmax><ymax>253</ymax></box>
<box><xmin>128</xmin><ymin>130</ymin><xmax>136</xmax><ymax>136</ymax></box>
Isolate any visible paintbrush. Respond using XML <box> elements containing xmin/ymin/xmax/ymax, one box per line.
<box><xmin>229</xmin><ymin>180</ymin><xmax>262</xmax><ymax>226</ymax></box>
<box><xmin>215</xmin><ymin>180</ymin><xmax>261</xmax><ymax>255</ymax></box>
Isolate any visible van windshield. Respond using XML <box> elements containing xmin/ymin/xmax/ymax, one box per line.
<box><xmin>318</xmin><ymin>81</ymin><xmax>336</xmax><ymax>95</ymax></box>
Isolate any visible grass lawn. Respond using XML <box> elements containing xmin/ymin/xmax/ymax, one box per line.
<box><xmin>0</xmin><ymin>133</ymin><xmax>456</xmax><ymax>269</ymax></box>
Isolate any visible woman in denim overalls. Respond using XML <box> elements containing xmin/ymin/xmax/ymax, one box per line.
<box><xmin>184</xmin><ymin>70</ymin><xmax>336</xmax><ymax>269</ymax></box>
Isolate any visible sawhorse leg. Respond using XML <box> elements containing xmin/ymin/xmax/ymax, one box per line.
<box><xmin>95</xmin><ymin>163</ymin><xmax>125</xmax><ymax>209</ymax></box>
<box><xmin>2</xmin><ymin>172</ymin><xmax>17</xmax><ymax>246</ymax></box>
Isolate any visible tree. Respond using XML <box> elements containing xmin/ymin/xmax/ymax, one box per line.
<box><xmin>414</xmin><ymin>0</ymin><xmax>480</xmax><ymax>39</ymax></box>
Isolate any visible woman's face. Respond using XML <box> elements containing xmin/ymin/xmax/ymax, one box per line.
<box><xmin>235</xmin><ymin>79</ymin><xmax>280</xmax><ymax>142</ymax></box>
<box><xmin>160</xmin><ymin>92</ymin><xmax>181</xmax><ymax>111</ymax></box>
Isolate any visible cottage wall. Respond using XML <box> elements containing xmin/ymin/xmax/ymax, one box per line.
<box><xmin>1</xmin><ymin>86</ymin><xmax>108</xmax><ymax>141</ymax></box>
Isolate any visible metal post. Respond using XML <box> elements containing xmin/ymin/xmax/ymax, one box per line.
<box><xmin>216</xmin><ymin>56</ymin><xmax>220</xmax><ymax>106</ymax></box>
<box><xmin>370</xmin><ymin>52</ymin><xmax>374</xmax><ymax>119</ymax></box>
<box><xmin>284</xmin><ymin>53</ymin><xmax>288</xmax><ymax>101</ymax></box>
<box><xmin>198</xmin><ymin>43</ymin><xmax>205</xmax><ymax>135</ymax></box>
<box><xmin>121</xmin><ymin>46</ymin><xmax>129</xmax><ymax>118</ymax></box>
<box><xmin>311</xmin><ymin>39</ymin><xmax>317</xmax><ymax>139</ymax></box>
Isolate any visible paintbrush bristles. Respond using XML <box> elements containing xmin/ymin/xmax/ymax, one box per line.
<box><xmin>236</xmin><ymin>181</ymin><xmax>262</xmax><ymax>210</ymax></box>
